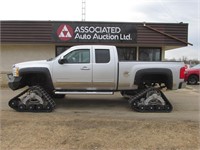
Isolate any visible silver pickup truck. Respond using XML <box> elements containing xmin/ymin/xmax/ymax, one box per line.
<box><xmin>8</xmin><ymin>45</ymin><xmax>186</xmax><ymax>113</ymax></box>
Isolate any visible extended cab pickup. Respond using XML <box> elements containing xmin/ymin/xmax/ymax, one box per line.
<box><xmin>8</xmin><ymin>45</ymin><xmax>186</xmax><ymax>112</ymax></box>
<box><xmin>9</xmin><ymin>45</ymin><xmax>186</xmax><ymax>92</ymax></box>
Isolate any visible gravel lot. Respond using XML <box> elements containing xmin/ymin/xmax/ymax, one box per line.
<box><xmin>0</xmin><ymin>85</ymin><xmax>200</xmax><ymax>150</ymax></box>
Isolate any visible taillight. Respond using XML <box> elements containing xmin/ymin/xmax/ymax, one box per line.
<box><xmin>180</xmin><ymin>67</ymin><xmax>185</xmax><ymax>79</ymax></box>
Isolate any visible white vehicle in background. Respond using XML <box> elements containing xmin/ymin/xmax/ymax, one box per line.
<box><xmin>8</xmin><ymin>45</ymin><xmax>186</xmax><ymax>113</ymax></box>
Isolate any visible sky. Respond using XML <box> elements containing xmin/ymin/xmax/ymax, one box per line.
<box><xmin>0</xmin><ymin>0</ymin><xmax>199</xmax><ymax>60</ymax></box>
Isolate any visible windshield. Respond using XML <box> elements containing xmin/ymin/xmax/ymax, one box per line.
<box><xmin>47</xmin><ymin>48</ymin><xmax>70</xmax><ymax>61</ymax></box>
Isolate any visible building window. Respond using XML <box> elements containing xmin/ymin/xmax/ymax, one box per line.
<box><xmin>139</xmin><ymin>47</ymin><xmax>161</xmax><ymax>61</ymax></box>
<box><xmin>117</xmin><ymin>47</ymin><xmax>136</xmax><ymax>61</ymax></box>
<box><xmin>95</xmin><ymin>49</ymin><xmax>110</xmax><ymax>63</ymax></box>
<box><xmin>56</xmin><ymin>46</ymin><xmax>70</xmax><ymax>56</ymax></box>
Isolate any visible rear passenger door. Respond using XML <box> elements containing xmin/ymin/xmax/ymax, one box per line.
<box><xmin>92</xmin><ymin>46</ymin><xmax>117</xmax><ymax>90</ymax></box>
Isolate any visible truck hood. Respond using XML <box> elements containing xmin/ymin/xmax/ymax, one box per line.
<box><xmin>14</xmin><ymin>60</ymin><xmax>49</xmax><ymax>68</ymax></box>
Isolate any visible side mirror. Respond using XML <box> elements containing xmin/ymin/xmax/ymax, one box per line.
<box><xmin>58</xmin><ymin>58</ymin><xmax>65</xmax><ymax>64</ymax></box>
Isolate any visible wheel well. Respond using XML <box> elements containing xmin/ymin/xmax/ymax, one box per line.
<box><xmin>19</xmin><ymin>68</ymin><xmax>54</xmax><ymax>93</ymax></box>
<box><xmin>188</xmin><ymin>74</ymin><xmax>199</xmax><ymax>83</ymax></box>
<box><xmin>140</xmin><ymin>74</ymin><xmax>171</xmax><ymax>88</ymax></box>
<box><xmin>188</xmin><ymin>74</ymin><xmax>199</xmax><ymax>79</ymax></box>
<box><xmin>134</xmin><ymin>68</ymin><xmax>173</xmax><ymax>89</ymax></box>
<box><xmin>24</xmin><ymin>73</ymin><xmax>47</xmax><ymax>86</ymax></box>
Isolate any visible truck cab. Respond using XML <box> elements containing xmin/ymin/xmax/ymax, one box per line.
<box><xmin>52</xmin><ymin>45</ymin><xmax>118</xmax><ymax>90</ymax></box>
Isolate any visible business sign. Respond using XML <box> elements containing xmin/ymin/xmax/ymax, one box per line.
<box><xmin>53</xmin><ymin>22</ymin><xmax>137</xmax><ymax>44</ymax></box>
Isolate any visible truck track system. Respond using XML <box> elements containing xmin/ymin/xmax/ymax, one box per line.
<box><xmin>8</xmin><ymin>86</ymin><xmax>56</xmax><ymax>112</ymax></box>
<box><xmin>128</xmin><ymin>87</ymin><xmax>173</xmax><ymax>112</ymax></box>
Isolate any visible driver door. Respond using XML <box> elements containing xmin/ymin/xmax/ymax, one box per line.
<box><xmin>53</xmin><ymin>48</ymin><xmax>92</xmax><ymax>90</ymax></box>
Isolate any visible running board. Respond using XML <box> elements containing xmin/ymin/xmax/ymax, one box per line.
<box><xmin>54</xmin><ymin>91</ymin><xmax>114</xmax><ymax>95</ymax></box>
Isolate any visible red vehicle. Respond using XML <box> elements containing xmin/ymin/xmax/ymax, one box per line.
<box><xmin>185</xmin><ymin>64</ymin><xmax>200</xmax><ymax>85</ymax></box>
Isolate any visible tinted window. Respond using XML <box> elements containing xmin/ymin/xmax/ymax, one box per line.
<box><xmin>139</xmin><ymin>47</ymin><xmax>161</xmax><ymax>61</ymax></box>
<box><xmin>117</xmin><ymin>47</ymin><xmax>136</xmax><ymax>61</ymax></box>
<box><xmin>63</xmin><ymin>49</ymin><xmax>90</xmax><ymax>63</ymax></box>
<box><xmin>95</xmin><ymin>49</ymin><xmax>110</xmax><ymax>63</ymax></box>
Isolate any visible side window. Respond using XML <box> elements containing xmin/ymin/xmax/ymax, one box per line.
<box><xmin>63</xmin><ymin>49</ymin><xmax>90</xmax><ymax>63</ymax></box>
<box><xmin>95</xmin><ymin>49</ymin><xmax>110</xmax><ymax>63</ymax></box>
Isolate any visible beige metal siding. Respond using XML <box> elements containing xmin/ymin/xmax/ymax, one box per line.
<box><xmin>0</xmin><ymin>44</ymin><xmax>55</xmax><ymax>86</ymax></box>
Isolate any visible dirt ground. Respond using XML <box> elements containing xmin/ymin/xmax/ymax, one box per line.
<box><xmin>0</xmin><ymin>85</ymin><xmax>200</xmax><ymax>150</ymax></box>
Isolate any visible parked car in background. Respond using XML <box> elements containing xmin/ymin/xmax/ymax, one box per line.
<box><xmin>185</xmin><ymin>64</ymin><xmax>200</xmax><ymax>85</ymax></box>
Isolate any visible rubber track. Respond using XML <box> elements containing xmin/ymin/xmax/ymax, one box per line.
<box><xmin>8</xmin><ymin>85</ymin><xmax>56</xmax><ymax>112</ymax></box>
<box><xmin>128</xmin><ymin>87</ymin><xmax>173</xmax><ymax>113</ymax></box>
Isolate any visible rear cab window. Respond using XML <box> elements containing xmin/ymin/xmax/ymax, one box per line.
<box><xmin>95</xmin><ymin>49</ymin><xmax>110</xmax><ymax>63</ymax></box>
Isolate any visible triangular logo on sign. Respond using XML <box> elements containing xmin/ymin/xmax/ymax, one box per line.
<box><xmin>59</xmin><ymin>25</ymin><xmax>72</xmax><ymax>38</ymax></box>
<box><xmin>57</xmin><ymin>24</ymin><xmax>74</xmax><ymax>41</ymax></box>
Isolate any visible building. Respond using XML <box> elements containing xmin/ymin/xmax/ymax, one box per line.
<box><xmin>0</xmin><ymin>21</ymin><xmax>191</xmax><ymax>86</ymax></box>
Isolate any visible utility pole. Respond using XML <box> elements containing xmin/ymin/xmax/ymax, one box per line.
<box><xmin>82</xmin><ymin>0</ymin><xmax>86</xmax><ymax>21</ymax></box>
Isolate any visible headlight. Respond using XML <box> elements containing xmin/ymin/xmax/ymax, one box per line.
<box><xmin>13</xmin><ymin>67</ymin><xmax>19</xmax><ymax>77</ymax></box>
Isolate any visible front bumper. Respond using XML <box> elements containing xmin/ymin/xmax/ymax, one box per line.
<box><xmin>7</xmin><ymin>74</ymin><xmax>24</xmax><ymax>90</ymax></box>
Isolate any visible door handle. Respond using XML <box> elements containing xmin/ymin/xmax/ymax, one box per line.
<box><xmin>81</xmin><ymin>66</ymin><xmax>90</xmax><ymax>70</ymax></box>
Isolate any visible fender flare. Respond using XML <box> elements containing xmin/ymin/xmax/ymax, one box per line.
<box><xmin>19</xmin><ymin>67</ymin><xmax>54</xmax><ymax>92</ymax></box>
